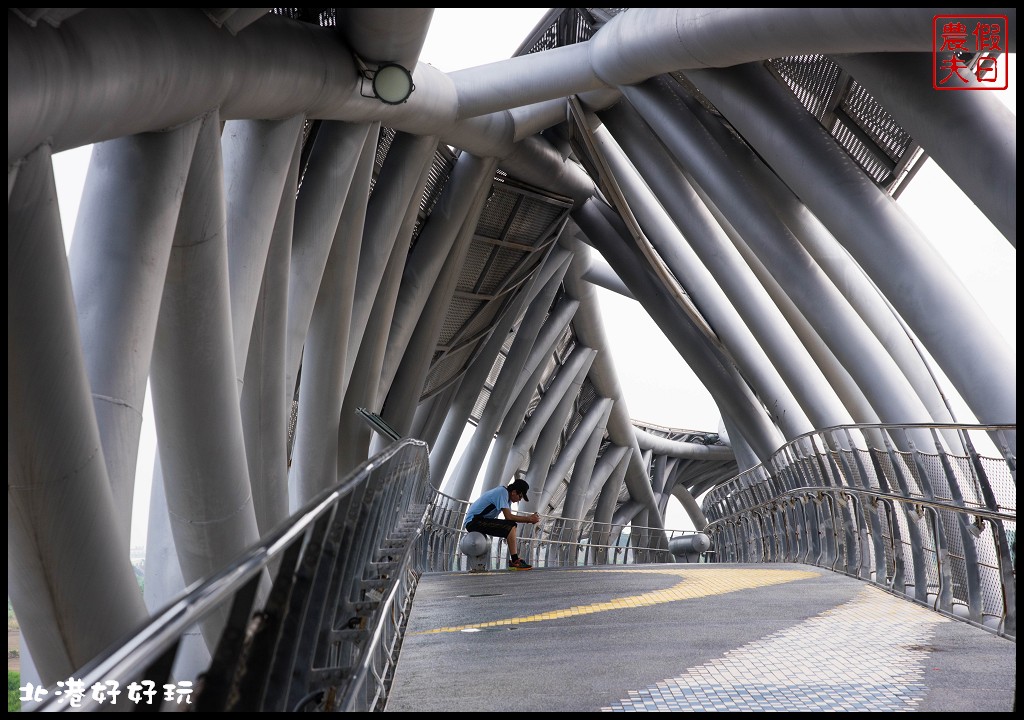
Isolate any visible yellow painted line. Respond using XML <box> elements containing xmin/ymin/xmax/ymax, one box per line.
<box><xmin>413</xmin><ymin>567</ymin><xmax>819</xmax><ymax>635</ymax></box>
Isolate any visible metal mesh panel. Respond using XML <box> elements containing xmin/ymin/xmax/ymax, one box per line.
<box><xmin>371</xmin><ymin>126</ymin><xmax>398</xmax><ymax>197</ymax></box>
<box><xmin>501</xmin><ymin>324</ymin><xmax>518</xmax><ymax>353</ymax></box>
<box><xmin>919</xmin><ymin>513</ymin><xmax>940</xmax><ymax>590</ymax></box>
<box><xmin>467</xmin><ymin>349</ymin><xmax>509</xmax><ymax>425</ymax></box>
<box><xmin>553</xmin><ymin>325</ymin><xmax>576</xmax><ymax>362</ymax></box>
<box><xmin>858</xmin><ymin>449</ymin><xmax>884</xmax><ymax>489</ymax></box>
<box><xmin>874</xmin><ymin>450</ymin><xmax>925</xmax><ymax>498</ymax></box>
<box><xmin>522</xmin><ymin>383</ymin><xmax>544</xmax><ymax>425</ymax></box>
<box><xmin>477</xmin><ymin>247</ymin><xmax>526</xmax><ymax>294</ymax></box>
<box><xmin>982</xmin><ymin>454</ymin><xmax>1016</xmax><ymax>513</ymax></box>
<box><xmin>437</xmin><ymin>296</ymin><xmax>481</xmax><ymax>347</ymax></box>
<box><xmin>506</xmin><ymin>197</ymin><xmax>566</xmax><ymax>245</ymax></box>
<box><xmin>769</xmin><ymin>54</ymin><xmax>841</xmax><ymax>119</ymax></box>
<box><xmin>918</xmin><ymin>452</ymin><xmax>953</xmax><ymax>502</ymax></box>
<box><xmin>410</xmin><ymin>147</ymin><xmax>457</xmax><ymax>248</ymax></box>
<box><xmin>502</xmin><ymin>250</ymin><xmax>547</xmax><ymax>292</ymax></box>
<box><xmin>940</xmin><ymin>508</ymin><xmax>969</xmax><ymax>604</ymax></box>
<box><xmin>475</xmin><ymin>189</ymin><xmax>518</xmax><ymax>238</ymax></box>
<box><xmin>946</xmin><ymin>455</ymin><xmax>986</xmax><ymax>507</ymax></box>
<box><xmin>875</xmin><ymin>503</ymin><xmax>897</xmax><ymax>583</ymax></box>
<box><xmin>422</xmin><ymin>342</ymin><xmax>476</xmax><ymax>398</ymax></box>
<box><xmin>485</xmin><ymin>349</ymin><xmax>507</xmax><ymax>389</ymax></box>
<box><xmin>842</xmin><ymin>81</ymin><xmax>913</xmax><ymax>163</ymax></box>
<box><xmin>978</xmin><ymin>521</ymin><xmax>1014</xmax><ymax>619</ymax></box>
<box><xmin>563</xmin><ymin>379</ymin><xmax>597</xmax><ymax>442</ymax></box>
<box><xmin>470</xmin><ymin>385</ymin><xmax>491</xmax><ymax>424</ymax></box>
<box><xmin>271</xmin><ymin>7</ymin><xmax>338</xmax><ymax>26</ymax></box>
<box><xmin>576</xmin><ymin>378</ymin><xmax>598</xmax><ymax>418</ymax></box>
<box><xmin>456</xmin><ymin>243</ymin><xmax>493</xmax><ymax>293</ymax></box>
<box><xmin>828</xmin><ymin>119</ymin><xmax>892</xmax><ymax>184</ymax></box>
<box><xmin>518</xmin><ymin>7</ymin><xmax>595</xmax><ymax>56</ymax></box>
<box><xmin>892</xmin><ymin>509</ymin><xmax>918</xmax><ymax>593</ymax></box>
<box><xmin>523</xmin><ymin>16</ymin><xmax>561</xmax><ymax>53</ymax></box>
<box><xmin>767</xmin><ymin>53</ymin><xmax>918</xmax><ymax>192</ymax></box>
<box><xmin>457</xmin><ymin>299</ymin><xmax>504</xmax><ymax>345</ymax></box>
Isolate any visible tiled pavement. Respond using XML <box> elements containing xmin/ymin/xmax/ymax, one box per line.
<box><xmin>385</xmin><ymin>564</ymin><xmax>1016</xmax><ymax>713</ymax></box>
<box><xmin>602</xmin><ymin>586</ymin><xmax>943</xmax><ymax>711</ymax></box>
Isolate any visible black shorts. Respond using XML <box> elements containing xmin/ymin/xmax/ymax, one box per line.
<box><xmin>465</xmin><ymin>516</ymin><xmax>516</xmax><ymax>539</ymax></box>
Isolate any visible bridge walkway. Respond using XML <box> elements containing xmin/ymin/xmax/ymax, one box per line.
<box><xmin>385</xmin><ymin>563</ymin><xmax>1016</xmax><ymax>712</ymax></box>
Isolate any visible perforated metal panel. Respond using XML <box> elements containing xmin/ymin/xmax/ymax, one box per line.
<box><xmin>438</xmin><ymin>296</ymin><xmax>482</xmax><ymax>347</ymax></box>
<box><xmin>422</xmin><ymin>342</ymin><xmax>476</xmax><ymax>397</ymax></box>
<box><xmin>456</xmin><ymin>298</ymin><xmax>505</xmax><ymax>346</ymax></box>
<box><xmin>770</xmin><ymin>54</ymin><xmax>841</xmax><ymax>120</ymax></box>
<box><xmin>842</xmin><ymin>82</ymin><xmax>914</xmax><ymax>164</ymax></box>
<box><xmin>506</xmin><ymin>195</ymin><xmax>567</xmax><ymax>245</ymax></box>
<box><xmin>767</xmin><ymin>54</ymin><xmax>922</xmax><ymax>192</ymax></box>
<box><xmin>477</xmin><ymin>246</ymin><xmax>525</xmax><ymax>295</ymax></box>
<box><xmin>475</xmin><ymin>190</ymin><xmax>519</xmax><ymax>238</ymax></box>
<box><xmin>422</xmin><ymin>174</ymin><xmax>570</xmax><ymax>403</ymax></box>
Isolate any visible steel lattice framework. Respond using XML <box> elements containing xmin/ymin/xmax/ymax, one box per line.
<box><xmin>8</xmin><ymin>6</ymin><xmax>1016</xmax><ymax>694</ymax></box>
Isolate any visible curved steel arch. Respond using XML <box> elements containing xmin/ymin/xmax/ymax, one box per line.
<box><xmin>8</xmin><ymin>6</ymin><xmax>1016</xmax><ymax>690</ymax></box>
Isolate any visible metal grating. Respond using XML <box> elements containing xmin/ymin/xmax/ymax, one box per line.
<box><xmin>477</xmin><ymin>247</ymin><xmax>526</xmax><ymax>295</ymax></box>
<box><xmin>553</xmin><ymin>325</ymin><xmax>576</xmax><ymax>362</ymax></box>
<box><xmin>770</xmin><ymin>54</ymin><xmax>841</xmax><ymax>120</ymax></box>
<box><xmin>842</xmin><ymin>82</ymin><xmax>913</xmax><ymax>164</ymax></box>
<box><xmin>475</xmin><ymin>190</ymin><xmax>519</xmax><ymax>238</ymax></box>
<box><xmin>410</xmin><ymin>147</ymin><xmax>458</xmax><ymax>248</ymax></box>
<box><xmin>454</xmin><ymin>298</ymin><xmax>503</xmax><ymax>346</ymax></box>
<box><xmin>506</xmin><ymin>196</ymin><xmax>566</xmax><ymax>245</ymax></box>
<box><xmin>485</xmin><ymin>348</ymin><xmax>507</xmax><ymax>389</ymax></box>
<box><xmin>516</xmin><ymin>7</ymin><xmax>597</xmax><ymax>57</ymax></box>
<box><xmin>767</xmin><ymin>54</ymin><xmax>921</xmax><ymax>193</ymax></box>
<box><xmin>437</xmin><ymin>296</ymin><xmax>482</xmax><ymax>347</ymax></box>
<box><xmin>576</xmin><ymin>379</ymin><xmax>598</xmax><ymax>421</ymax></box>
<box><xmin>456</xmin><ymin>243</ymin><xmax>494</xmax><ymax>293</ymax></box>
<box><xmin>374</xmin><ymin>126</ymin><xmax>397</xmax><ymax>182</ymax></box>
<box><xmin>271</xmin><ymin>7</ymin><xmax>337</xmax><ymax>26</ymax></box>
<box><xmin>470</xmin><ymin>384</ymin><xmax>491</xmax><ymax>424</ymax></box>
<box><xmin>829</xmin><ymin>121</ymin><xmax>892</xmax><ymax>184</ymax></box>
<box><xmin>422</xmin><ymin>342</ymin><xmax>476</xmax><ymax>398</ymax></box>
<box><xmin>501</xmin><ymin>251</ymin><xmax>547</xmax><ymax>294</ymax></box>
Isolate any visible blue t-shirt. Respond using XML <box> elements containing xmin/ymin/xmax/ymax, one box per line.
<box><xmin>464</xmin><ymin>486</ymin><xmax>510</xmax><ymax>528</ymax></box>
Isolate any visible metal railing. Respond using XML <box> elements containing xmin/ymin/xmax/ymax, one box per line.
<box><xmin>702</xmin><ymin>423</ymin><xmax>1016</xmax><ymax>639</ymax></box>
<box><xmin>423</xmin><ymin>487</ymin><xmax>707</xmax><ymax>571</ymax></box>
<box><xmin>32</xmin><ymin>423</ymin><xmax>1013</xmax><ymax>712</ymax></box>
<box><xmin>32</xmin><ymin>439</ymin><xmax>432</xmax><ymax>712</ymax></box>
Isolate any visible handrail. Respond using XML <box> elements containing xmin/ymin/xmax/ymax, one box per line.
<box><xmin>31</xmin><ymin>439</ymin><xmax>431</xmax><ymax>712</ymax></box>
<box><xmin>422</xmin><ymin>485</ymin><xmax>702</xmax><ymax>571</ymax></box>
<box><xmin>701</xmin><ymin>422</ymin><xmax>1016</xmax><ymax>641</ymax></box>
<box><xmin>704</xmin><ymin>485</ymin><xmax>1017</xmax><ymax>529</ymax></box>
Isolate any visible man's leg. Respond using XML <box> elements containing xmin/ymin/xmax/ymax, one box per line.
<box><xmin>466</xmin><ymin>518</ymin><xmax>517</xmax><ymax>552</ymax></box>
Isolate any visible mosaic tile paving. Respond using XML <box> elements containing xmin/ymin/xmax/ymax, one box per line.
<box><xmin>602</xmin><ymin>585</ymin><xmax>949</xmax><ymax>712</ymax></box>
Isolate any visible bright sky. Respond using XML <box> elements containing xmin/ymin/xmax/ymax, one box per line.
<box><xmin>52</xmin><ymin>9</ymin><xmax>1016</xmax><ymax>540</ymax></box>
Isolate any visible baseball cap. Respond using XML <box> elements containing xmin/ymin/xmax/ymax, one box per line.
<box><xmin>508</xmin><ymin>478</ymin><xmax>530</xmax><ymax>502</ymax></box>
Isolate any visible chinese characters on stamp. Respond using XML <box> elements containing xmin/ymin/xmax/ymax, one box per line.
<box><xmin>933</xmin><ymin>15</ymin><xmax>1009</xmax><ymax>90</ymax></box>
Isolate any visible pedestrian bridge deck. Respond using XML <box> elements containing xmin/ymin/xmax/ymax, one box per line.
<box><xmin>385</xmin><ymin>563</ymin><xmax>1016</xmax><ymax>712</ymax></box>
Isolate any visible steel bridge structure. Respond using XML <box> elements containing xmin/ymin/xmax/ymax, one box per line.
<box><xmin>8</xmin><ymin>7</ymin><xmax>1016</xmax><ymax>711</ymax></box>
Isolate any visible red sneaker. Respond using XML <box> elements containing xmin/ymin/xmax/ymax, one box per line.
<box><xmin>508</xmin><ymin>558</ymin><xmax>532</xmax><ymax>571</ymax></box>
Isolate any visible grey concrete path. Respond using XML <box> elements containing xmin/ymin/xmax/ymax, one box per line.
<box><xmin>385</xmin><ymin>563</ymin><xmax>1015</xmax><ymax>712</ymax></box>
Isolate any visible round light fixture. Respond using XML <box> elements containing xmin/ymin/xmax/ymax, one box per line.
<box><xmin>372</xmin><ymin>62</ymin><xmax>414</xmax><ymax>105</ymax></box>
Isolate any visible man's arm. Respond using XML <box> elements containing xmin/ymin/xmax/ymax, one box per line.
<box><xmin>501</xmin><ymin>507</ymin><xmax>540</xmax><ymax>524</ymax></box>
